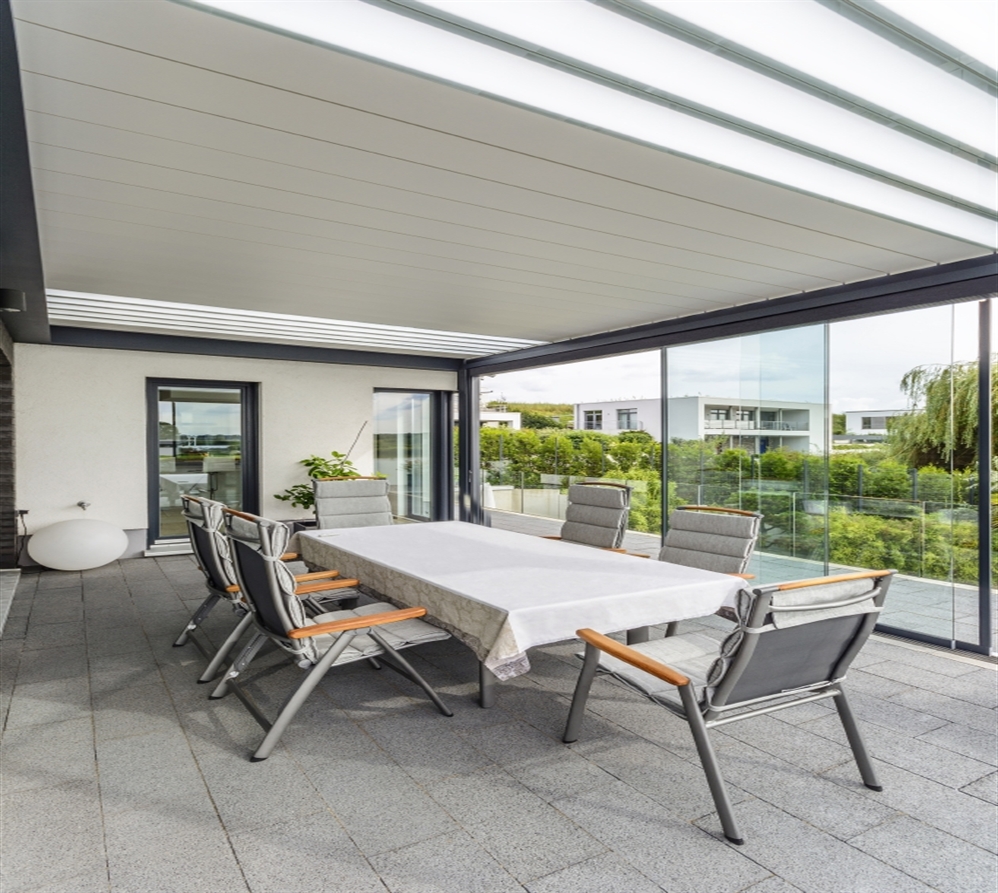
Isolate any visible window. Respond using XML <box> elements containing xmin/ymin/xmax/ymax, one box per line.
<box><xmin>708</xmin><ymin>408</ymin><xmax>730</xmax><ymax>421</ymax></box>
<box><xmin>584</xmin><ymin>410</ymin><xmax>603</xmax><ymax>430</ymax></box>
<box><xmin>617</xmin><ymin>408</ymin><xmax>638</xmax><ymax>429</ymax></box>
<box><xmin>735</xmin><ymin>409</ymin><xmax>755</xmax><ymax>422</ymax></box>
<box><xmin>862</xmin><ymin>417</ymin><xmax>873</xmax><ymax>429</ymax></box>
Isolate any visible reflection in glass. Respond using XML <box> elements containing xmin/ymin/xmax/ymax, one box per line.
<box><xmin>374</xmin><ymin>392</ymin><xmax>433</xmax><ymax>521</ymax></box>
<box><xmin>666</xmin><ymin>325</ymin><xmax>829</xmax><ymax>584</ymax></box>
<box><xmin>158</xmin><ymin>387</ymin><xmax>243</xmax><ymax>538</ymax></box>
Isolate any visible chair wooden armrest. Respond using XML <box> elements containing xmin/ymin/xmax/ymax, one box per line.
<box><xmin>606</xmin><ymin>547</ymin><xmax>628</xmax><ymax>553</ymax></box>
<box><xmin>294</xmin><ymin>577</ymin><xmax>359</xmax><ymax>596</ymax></box>
<box><xmin>728</xmin><ymin>573</ymin><xmax>755</xmax><ymax>580</ymax></box>
<box><xmin>225</xmin><ymin>584</ymin><xmax>240</xmax><ymax>593</ymax></box>
<box><xmin>576</xmin><ymin>628</ymin><xmax>690</xmax><ymax>687</ymax></box>
<box><xmin>293</xmin><ymin>570</ymin><xmax>341</xmax><ymax>582</ymax></box>
<box><xmin>541</xmin><ymin>535</ymin><xmax>562</xmax><ymax>540</ymax></box>
<box><xmin>288</xmin><ymin>607</ymin><xmax>428</xmax><ymax>639</ymax></box>
<box><xmin>628</xmin><ymin>552</ymin><xmax>651</xmax><ymax>558</ymax></box>
<box><xmin>776</xmin><ymin>570</ymin><xmax>891</xmax><ymax>591</ymax></box>
<box><xmin>280</xmin><ymin>552</ymin><xmax>300</xmax><ymax>561</ymax></box>
<box><xmin>678</xmin><ymin>505</ymin><xmax>758</xmax><ymax>517</ymax></box>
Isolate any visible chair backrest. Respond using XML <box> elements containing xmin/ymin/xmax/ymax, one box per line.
<box><xmin>560</xmin><ymin>482</ymin><xmax>631</xmax><ymax>549</ymax></box>
<box><xmin>659</xmin><ymin>506</ymin><xmax>761</xmax><ymax>574</ymax></box>
<box><xmin>181</xmin><ymin>495</ymin><xmax>236</xmax><ymax>593</ymax></box>
<box><xmin>313</xmin><ymin>477</ymin><xmax>393</xmax><ymax>529</ymax></box>
<box><xmin>222</xmin><ymin>509</ymin><xmax>316</xmax><ymax>659</ymax></box>
<box><xmin>705</xmin><ymin>571</ymin><xmax>894</xmax><ymax>714</ymax></box>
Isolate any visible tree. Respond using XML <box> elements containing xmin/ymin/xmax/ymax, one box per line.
<box><xmin>520</xmin><ymin>410</ymin><xmax>564</xmax><ymax>429</ymax></box>
<box><xmin>888</xmin><ymin>359</ymin><xmax>996</xmax><ymax>471</ymax></box>
<box><xmin>832</xmin><ymin>413</ymin><xmax>846</xmax><ymax>435</ymax></box>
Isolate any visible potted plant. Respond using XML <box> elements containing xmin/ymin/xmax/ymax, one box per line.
<box><xmin>274</xmin><ymin>451</ymin><xmax>360</xmax><ymax>510</ymax></box>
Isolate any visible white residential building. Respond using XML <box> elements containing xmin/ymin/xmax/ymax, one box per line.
<box><xmin>844</xmin><ymin>409</ymin><xmax>908</xmax><ymax>436</ymax></box>
<box><xmin>575</xmin><ymin>397</ymin><xmax>826</xmax><ymax>452</ymax></box>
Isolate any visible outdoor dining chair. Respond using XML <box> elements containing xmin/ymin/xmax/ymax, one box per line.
<box><xmin>543</xmin><ymin>481</ymin><xmax>631</xmax><ymax>550</ymax></box>
<box><xmin>313</xmin><ymin>476</ymin><xmax>394</xmax><ymax>528</ymax></box>
<box><xmin>175</xmin><ymin>495</ymin><xmax>359</xmax><ymax>684</ymax></box>
<box><xmin>210</xmin><ymin>508</ymin><xmax>452</xmax><ymax>761</ymax></box>
<box><xmin>657</xmin><ymin>505</ymin><xmax>762</xmax><ymax>635</ymax></box>
<box><xmin>563</xmin><ymin>569</ymin><xmax>895</xmax><ymax>844</ymax></box>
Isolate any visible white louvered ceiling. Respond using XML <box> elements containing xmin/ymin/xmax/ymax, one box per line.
<box><xmin>11</xmin><ymin>0</ymin><xmax>996</xmax><ymax>356</ymax></box>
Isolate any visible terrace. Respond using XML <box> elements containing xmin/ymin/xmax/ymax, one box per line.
<box><xmin>2</xmin><ymin>557</ymin><xmax>996</xmax><ymax>893</ymax></box>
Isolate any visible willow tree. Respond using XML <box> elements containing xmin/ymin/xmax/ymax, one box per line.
<box><xmin>887</xmin><ymin>359</ymin><xmax>997</xmax><ymax>471</ymax></box>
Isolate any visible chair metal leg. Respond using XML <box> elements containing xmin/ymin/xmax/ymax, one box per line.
<box><xmin>210</xmin><ymin>632</ymin><xmax>267</xmax><ymax>699</ymax></box>
<box><xmin>834</xmin><ymin>687</ymin><xmax>882</xmax><ymax>791</ymax></box>
<box><xmin>680</xmin><ymin>685</ymin><xmax>744</xmax><ymax>845</ymax></box>
<box><xmin>563</xmin><ymin>643</ymin><xmax>601</xmax><ymax>743</ymax></box>
<box><xmin>250</xmin><ymin>631</ymin><xmax>358</xmax><ymax>761</ymax></box>
<box><xmin>174</xmin><ymin>592</ymin><xmax>221</xmax><ymax>646</ymax></box>
<box><xmin>371</xmin><ymin>633</ymin><xmax>452</xmax><ymax>717</ymax></box>
<box><xmin>198</xmin><ymin>611</ymin><xmax>254</xmax><ymax>684</ymax></box>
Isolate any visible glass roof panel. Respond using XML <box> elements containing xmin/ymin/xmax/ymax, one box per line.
<box><xmin>643</xmin><ymin>0</ymin><xmax>997</xmax><ymax>157</ymax></box>
<box><xmin>191</xmin><ymin>0</ymin><xmax>997</xmax><ymax>247</ymax></box>
<box><xmin>877</xmin><ymin>0</ymin><xmax>998</xmax><ymax>70</ymax></box>
<box><xmin>419</xmin><ymin>0</ymin><xmax>994</xmax><ymax>211</ymax></box>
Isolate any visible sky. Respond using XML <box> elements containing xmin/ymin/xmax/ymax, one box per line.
<box><xmin>484</xmin><ymin>300</ymin><xmax>985</xmax><ymax>413</ymax></box>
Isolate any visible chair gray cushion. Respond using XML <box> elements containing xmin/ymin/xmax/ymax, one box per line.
<box><xmin>314</xmin><ymin>479</ymin><xmax>393</xmax><ymax>529</ymax></box>
<box><xmin>659</xmin><ymin>510</ymin><xmax>759</xmax><ymax>574</ymax></box>
<box><xmin>769</xmin><ymin>577</ymin><xmax>880</xmax><ymax>628</ymax></box>
<box><xmin>560</xmin><ymin>484</ymin><xmax>630</xmax><ymax>548</ymax></box>
<box><xmin>353</xmin><ymin>602</ymin><xmax>451</xmax><ymax>647</ymax></box>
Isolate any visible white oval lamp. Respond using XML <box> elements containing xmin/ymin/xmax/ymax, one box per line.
<box><xmin>27</xmin><ymin>519</ymin><xmax>129</xmax><ymax>571</ymax></box>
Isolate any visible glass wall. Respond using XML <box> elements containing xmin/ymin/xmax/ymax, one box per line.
<box><xmin>666</xmin><ymin>325</ymin><xmax>829</xmax><ymax>582</ymax></box>
<box><xmin>374</xmin><ymin>391</ymin><xmax>433</xmax><ymax>521</ymax></box>
<box><xmin>155</xmin><ymin>385</ymin><xmax>244</xmax><ymax>538</ymax></box>
<box><xmin>476</xmin><ymin>351</ymin><xmax>662</xmax><ymax>548</ymax></box>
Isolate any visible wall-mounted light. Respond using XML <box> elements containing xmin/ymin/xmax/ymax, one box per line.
<box><xmin>0</xmin><ymin>289</ymin><xmax>26</xmax><ymax>312</ymax></box>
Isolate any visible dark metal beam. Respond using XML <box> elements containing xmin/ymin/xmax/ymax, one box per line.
<box><xmin>465</xmin><ymin>255</ymin><xmax>998</xmax><ymax>375</ymax></box>
<box><xmin>50</xmin><ymin>326</ymin><xmax>463</xmax><ymax>371</ymax></box>
<box><xmin>977</xmin><ymin>299</ymin><xmax>993</xmax><ymax>656</ymax></box>
<box><xmin>0</xmin><ymin>0</ymin><xmax>49</xmax><ymax>343</ymax></box>
<box><xmin>457</xmin><ymin>368</ymin><xmax>482</xmax><ymax>523</ymax></box>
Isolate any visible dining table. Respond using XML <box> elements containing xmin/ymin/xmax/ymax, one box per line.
<box><xmin>291</xmin><ymin>520</ymin><xmax>743</xmax><ymax>706</ymax></box>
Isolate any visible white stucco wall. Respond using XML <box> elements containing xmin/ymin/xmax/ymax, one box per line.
<box><xmin>14</xmin><ymin>343</ymin><xmax>455</xmax><ymax>533</ymax></box>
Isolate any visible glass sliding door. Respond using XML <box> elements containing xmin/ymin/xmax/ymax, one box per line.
<box><xmin>830</xmin><ymin>300</ymin><xmax>992</xmax><ymax>650</ymax></box>
<box><xmin>374</xmin><ymin>391</ymin><xmax>434</xmax><ymax>521</ymax></box>
<box><xmin>149</xmin><ymin>380</ymin><xmax>257</xmax><ymax>540</ymax></box>
<box><xmin>666</xmin><ymin>325</ymin><xmax>829</xmax><ymax>583</ymax></box>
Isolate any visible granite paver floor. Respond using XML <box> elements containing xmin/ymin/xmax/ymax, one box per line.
<box><xmin>1</xmin><ymin>555</ymin><xmax>995</xmax><ymax>893</ymax></box>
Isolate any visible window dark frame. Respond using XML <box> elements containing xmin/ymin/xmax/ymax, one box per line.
<box><xmin>146</xmin><ymin>378</ymin><xmax>259</xmax><ymax>542</ymax></box>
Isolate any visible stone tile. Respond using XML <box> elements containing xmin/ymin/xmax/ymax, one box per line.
<box><xmin>805</xmin><ymin>713</ymin><xmax>994</xmax><ymax>789</ymax></box>
<box><xmin>92</xmin><ymin>680</ymin><xmax>179</xmax><ymax>741</ymax></box>
<box><xmin>96</xmin><ymin>730</ymin><xmax>213</xmax><ymax>819</ymax></box>
<box><xmin>21</xmin><ymin>619</ymin><xmax>86</xmax><ymax>651</ymax></box>
<box><xmin>88</xmin><ymin>649</ymin><xmax>164</xmax><ymax>693</ymax></box>
<box><xmin>4</xmin><ymin>675</ymin><xmax>91</xmax><ymax>729</ymax></box>
<box><xmin>917</xmin><ymin>722</ymin><xmax>998</xmax><ymax>766</ymax></box>
<box><xmin>1</xmin><ymin>715</ymin><xmax>97</xmax><ymax>793</ymax></box>
<box><xmin>361</xmin><ymin>709</ymin><xmax>494</xmax><ymax>783</ymax></box>
<box><xmin>525</xmin><ymin>854</ymin><xmax>663</xmax><ymax>893</ymax></box>
<box><xmin>822</xmin><ymin>760</ymin><xmax>998</xmax><ymax>854</ymax></box>
<box><xmin>742</xmin><ymin>878</ymin><xmax>804</xmax><ymax>893</ymax></box>
<box><xmin>961</xmin><ymin>771</ymin><xmax>998</xmax><ymax>806</ymax></box>
<box><xmin>104</xmin><ymin>807</ymin><xmax>249</xmax><ymax>893</ymax></box>
<box><xmin>850</xmin><ymin>815</ymin><xmax>996</xmax><ymax>893</ymax></box>
<box><xmin>195</xmin><ymin>749</ymin><xmax>323</xmax><ymax>835</ymax></box>
<box><xmin>17</xmin><ymin>869</ymin><xmax>112</xmax><ymax>892</ymax></box>
<box><xmin>370</xmin><ymin>831</ymin><xmax>523</xmax><ymax>893</ymax></box>
<box><xmin>15</xmin><ymin>643</ymin><xmax>88</xmax><ymax>685</ymax></box>
<box><xmin>889</xmin><ymin>687</ymin><xmax>998</xmax><ymax>733</ymax></box>
<box><xmin>692</xmin><ymin>799</ymin><xmax>936</xmax><ymax>893</ymax></box>
<box><xmin>230</xmin><ymin>812</ymin><xmax>385</xmax><ymax>893</ymax></box>
<box><xmin>845</xmin><ymin>690</ymin><xmax>950</xmax><ymax>737</ymax></box>
<box><xmin>554</xmin><ymin>780</ymin><xmax>768</xmax><ymax>893</ymax></box>
<box><xmin>0</xmin><ymin>780</ymin><xmax>106</xmax><ymax>893</ymax></box>
<box><xmin>27</xmin><ymin>595</ymin><xmax>84</xmax><ymax>626</ymax></box>
<box><xmin>84</xmin><ymin>623</ymin><xmax>151</xmax><ymax>657</ymax></box>
<box><xmin>709</xmin><ymin>739</ymin><xmax>898</xmax><ymax>839</ymax></box>
<box><xmin>712</xmin><ymin>713</ymin><xmax>856</xmax><ymax>775</ymax></box>
<box><xmin>35</xmin><ymin>572</ymin><xmax>82</xmax><ymax>590</ymax></box>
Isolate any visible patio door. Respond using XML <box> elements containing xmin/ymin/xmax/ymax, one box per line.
<box><xmin>147</xmin><ymin>379</ymin><xmax>258</xmax><ymax>541</ymax></box>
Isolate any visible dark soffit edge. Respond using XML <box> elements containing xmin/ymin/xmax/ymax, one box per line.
<box><xmin>0</xmin><ymin>0</ymin><xmax>50</xmax><ymax>343</ymax></box>
<box><xmin>464</xmin><ymin>254</ymin><xmax>998</xmax><ymax>374</ymax></box>
<box><xmin>50</xmin><ymin>326</ymin><xmax>463</xmax><ymax>372</ymax></box>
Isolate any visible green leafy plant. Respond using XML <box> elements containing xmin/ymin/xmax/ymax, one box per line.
<box><xmin>274</xmin><ymin>451</ymin><xmax>360</xmax><ymax>510</ymax></box>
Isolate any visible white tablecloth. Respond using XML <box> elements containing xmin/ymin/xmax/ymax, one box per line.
<box><xmin>292</xmin><ymin>521</ymin><xmax>743</xmax><ymax>680</ymax></box>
